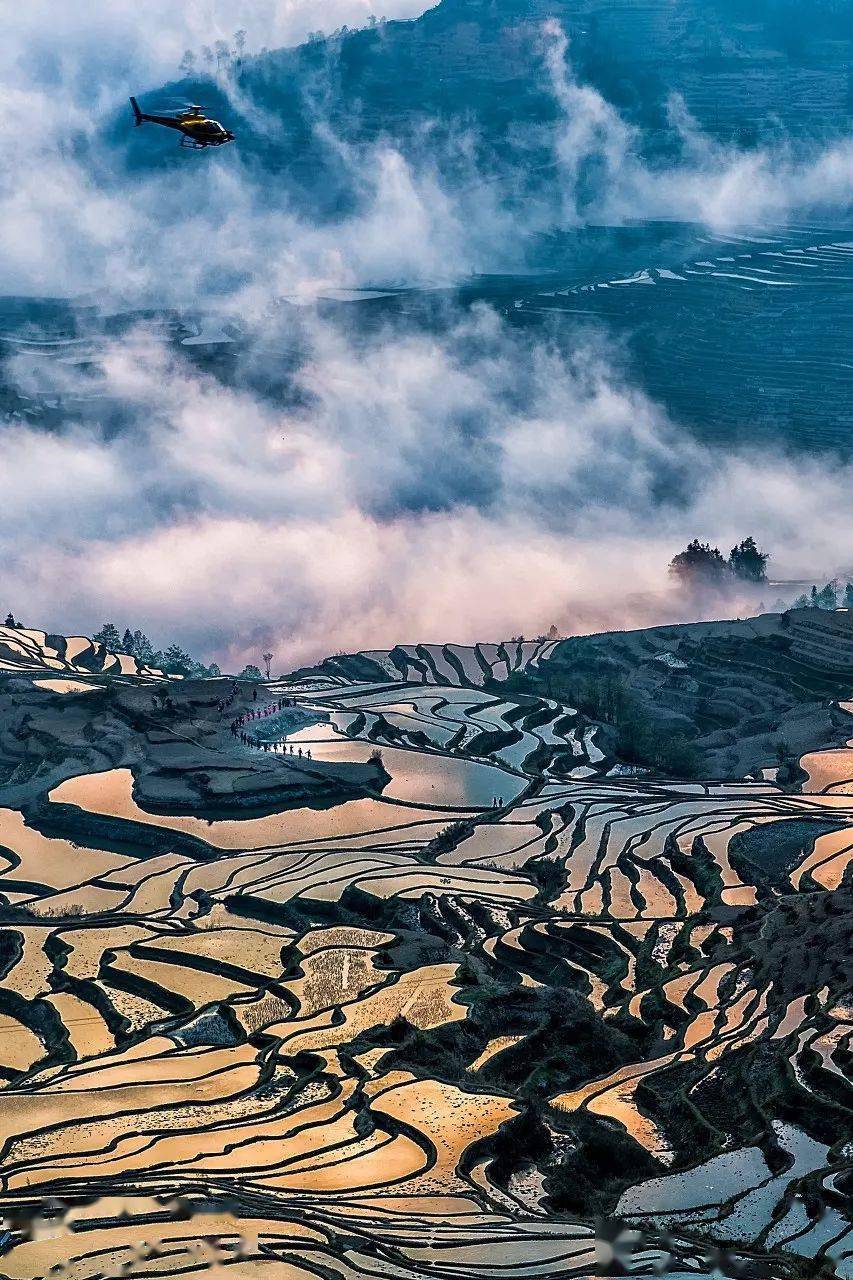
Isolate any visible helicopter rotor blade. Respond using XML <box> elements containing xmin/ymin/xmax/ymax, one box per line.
<box><xmin>153</xmin><ymin>98</ymin><xmax>206</xmax><ymax>112</ymax></box>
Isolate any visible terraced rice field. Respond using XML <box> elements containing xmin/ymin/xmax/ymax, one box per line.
<box><xmin>514</xmin><ymin>223</ymin><xmax>853</xmax><ymax>453</ymax></box>
<box><xmin>0</xmin><ymin>635</ymin><xmax>850</xmax><ymax>1279</ymax></box>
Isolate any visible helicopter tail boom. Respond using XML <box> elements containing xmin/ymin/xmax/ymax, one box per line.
<box><xmin>130</xmin><ymin>97</ymin><xmax>144</xmax><ymax>126</ymax></box>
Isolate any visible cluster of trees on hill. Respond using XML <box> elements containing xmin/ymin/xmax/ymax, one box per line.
<box><xmin>178</xmin><ymin>30</ymin><xmax>248</xmax><ymax>76</ymax></box>
<box><xmin>792</xmin><ymin>581</ymin><xmax>853</xmax><ymax>611</ymax></box>
<box><xmin>669</xmin><ymin>536</ymin><xmax>768</xmax><ymax>590</ymax></box>
<box><xmin>93</xmin><ymin>623</ymin><xmax>219</xmax><ymax>677</ymax></box>
<box><xmin>305</xmin><ymin>15</ymin><xmax>387</xmax><ymax>41</ymax></box>
<box><xmin>176</xmin><ymin>16</ymin><xmax>389</xmax><ymax>76</ymax></box>
<box><xmin>668</xmin><ymin>538</ymin><xmax>853</xmax><ymax>614</ymax></box>
<box><xmin>92</xmin><ymin>623</ymin><xmax>264</xmax><ymax>681</ymax></box>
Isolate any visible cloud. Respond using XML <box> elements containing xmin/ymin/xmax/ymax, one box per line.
<box><xmin>3</xmin><ymin>306</ymin><xmax>853</xmax><ymax>668</ymax></box>
<box><xmin>541</xmin><ymin>20</ymin><xmax>853</xmax><ymax>230</ymax></box>
<box><xmin>3</xmin><ymin>10</ymin><xmax>852</xmax><ymax>305</ymax></box>
<box><xmin>0</xmin><ymin>0</ymin><xmax>461</xmax><ymax>302</ymax></box>
<box><xmin>2</xmin><ymin>0</ymin><xmax>434</xmax><ymax>103</ymax></box>
<box><xmin>0</xmin><ymin>128</ymin><xmax>505</xmax><ymax>303</ymax></box>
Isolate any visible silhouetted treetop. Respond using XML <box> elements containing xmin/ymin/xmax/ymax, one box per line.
<box><xmin>729</xmin><ymin>536</ymin><xmax>768</xmax><ymax>583</ymax></box>
<box><xmin>669</xmin><ymin>540</ymin><xmax>729</xmax><ymax>588</ymax></box>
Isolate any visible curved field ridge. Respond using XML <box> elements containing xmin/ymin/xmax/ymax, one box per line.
<box><xmin>0</xmin><ymin>616</ymin><xmax>851</xmax><ymax>1279</ymax></box>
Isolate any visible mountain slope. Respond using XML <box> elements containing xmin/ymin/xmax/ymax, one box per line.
<box><xmin>121</xmin><ymin>0</ymin><xmax>853</xmax><ymax>201</ymax></box>
<box><xmin>302</xmin><ymin>609</ymin><xmax>853</xmax><ymax>778</ymax></box>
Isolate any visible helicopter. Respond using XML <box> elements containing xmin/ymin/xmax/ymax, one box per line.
<box><xmin>130</xmin><ymin>97</ymin><xmax>235</xmax><ymax>149</ymax></box>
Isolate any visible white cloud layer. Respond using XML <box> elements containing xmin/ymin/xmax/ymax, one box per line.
<box><xmin>4</xmin><ymin>310</ymin><xmax>853</xmax><ymax>668</ymax></box>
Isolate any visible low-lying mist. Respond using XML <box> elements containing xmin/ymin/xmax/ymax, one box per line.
<box><xmin>4</xmin><ymin>304</ymin><xmax>851</xmax><ymax>669</ymax></box>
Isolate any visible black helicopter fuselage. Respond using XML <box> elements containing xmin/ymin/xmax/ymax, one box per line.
<box><xmin>130</xmin><ymin>97</ymin><xmax>235</xmax><ymax>148</ymax></box>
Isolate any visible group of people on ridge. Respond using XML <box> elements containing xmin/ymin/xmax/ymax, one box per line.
<box><xmin>229</xmin><ymin>694</ymin><xmax>312</xmax><ymax>760</ymax></box>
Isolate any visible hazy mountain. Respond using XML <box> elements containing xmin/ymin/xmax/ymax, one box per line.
<box><xmin>125</xmin><ymin>0</ymin><xmax>853</xmax><ymax>193</ymax></box>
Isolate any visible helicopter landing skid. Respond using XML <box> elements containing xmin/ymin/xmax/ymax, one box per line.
<box><xmin>179</xmin><ymin>135</ymin><xmax>233</xmax><ymax>149</ymax></box>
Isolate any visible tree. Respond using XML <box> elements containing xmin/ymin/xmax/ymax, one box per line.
<box><xmin>214</xmin><ymin>39</ymin><xmax>231</xmax><ymax>70</ymax></box>
<box><xmin>528</xmin><ymin>855</ymin><xmax>567</xmax><ymax>904</ymax></box>
<box><xmin>262</xmin><ymin>652</ymin><xmax>274</xmax><ymax>679</ymax></box>
<box><xmin>239</xmin><ymin>664</ymin><xmax>263</xmax><ymax>680</ymax></box>
<box><xmin>132</xmin><ymin>630</ymin><xmax>156</xmax><ymax>664</ymax></box>
<box><xmin>179</xmin><ymin>49</ymin><xmax>196</xmax><ymax>75</ymax></box>
<box><xmin>816</xmin><ymin>581</ymin><xmax>838</xmax><ymax>610</ymax></box>
<box><xmin>233</xmin><ymin>28</ymin><xmax>247</xmax><ymax>57</ymax></box>
<box><xmin>93</xmin><ymin>622</ymin><xmax>121</xmax><ymax>650</ymax></box>
<box><xmin>844</xmin><ymin>583</ymin><xmax>853</xmax><ymax>610</ymax></box>
<box><xmin>160</xmin><ymin>643</ymin><xmax>195</xmax><ymax>675</ymax></box>
<box><xmin>728</xmin><ymin>536</ymin><xmax>768</xmax><ymax>583</ymax></box>
<box><xmin>89</xmin><ymin>620</ymin><xmax>216</xmax><ymax>674</ymax></box>
<box><xmin>201</xmin><ymin>45</ymin><xmax>214</xmax><ymax>68</ymax></box>
<box><xmin>669</xmin><ymin>540</ymin><xmax>729</xmax><ymax>590</ymax></box>
<box><xmin>4</xmin><ymin>612</ymin><xmax>16</xmax><ymax>627</ymax></box>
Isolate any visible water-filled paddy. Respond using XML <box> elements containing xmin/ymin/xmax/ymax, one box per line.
<box><xmin>2</xmin><ymin>655</ymin><xmax>852</xmax><ymax>1274</ymax></box>
<box><xmin>49</xmin><ymin>767</ymin><xmax>464</xmax><ymax>848</ymax></box>
<box><xmin>274</xmin><ymin>724</ymin><xmax>526</xmax><ymax>808</ymax></box>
